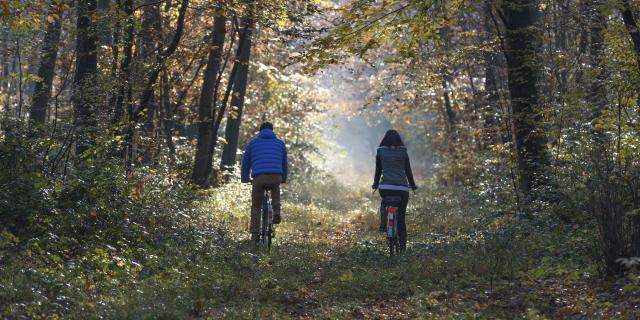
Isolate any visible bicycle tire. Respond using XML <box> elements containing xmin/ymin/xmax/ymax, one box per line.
<box><xmin>261</xmin><ymin>191</ymin><xmax>269</xmax><ymax>246</ymax></box>
<box><xmin>267</xmin><ymin>225</ymin><xmax>272</xmax><ymax>252</ymax></box>
<box><xmin>388</xmin><ymin>237</ymin><xmax>395</xmax><ymax>256</ymax></box>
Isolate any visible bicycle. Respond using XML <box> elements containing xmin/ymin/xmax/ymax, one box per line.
<box><xmin>382</xmin><ymin>195</ymin><xmax>402</xmax><ymax>257</ymax></box>
<box><xmin>259</xmin><ymin>186</ymin><xmax>276</xmax><ymax>252</ymax></box>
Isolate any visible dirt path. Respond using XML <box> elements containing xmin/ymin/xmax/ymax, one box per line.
<box><xmin>287</xmin><ymin>226</ymin><xmax>355</xmax><ymax>318</ymax></box>
<box><xmin>284</xmin><ymin>209</ymin><xmax>415</xmax><ymax>319</ymax></box>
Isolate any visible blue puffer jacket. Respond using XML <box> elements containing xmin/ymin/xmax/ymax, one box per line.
<box><xmin>241</xmin><ymin>129</ymin><xmax>288</xmax><ymax>183</ymax></box>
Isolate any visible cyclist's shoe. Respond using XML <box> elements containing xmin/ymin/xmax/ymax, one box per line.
<box><xmin>273</xmin><ymin>212</ymin><xmax>281</xmax><ymax>224</ymax></box>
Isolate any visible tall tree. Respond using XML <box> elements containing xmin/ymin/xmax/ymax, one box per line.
<box><xmin>219</xmin><ymin>18</ymin><xmax>254</xmax><ymax>174</ymax></box>
<box><xmin>621</xmin><ymin>0</ymin><xmax>640</xmax><ymax>71</ymax></box>
<box><xmin>74</xmin><ymin>0</ymin><xmax>98</xmax><ymax>156</ymax></box>
<box><xmin>160</xmin><ymin>0</ymin><xmax>176</xmax><ymax>157</ymax></box>
<box><xmin>481</xmin><ymin>4</ymin><xmax>503</xmax><ymax>146</ymax></box>
<box><xmin>140</xmin><ymin>1</ymin><xmax>163</xmax><ymax>162</ymax></box>
<box><xmin>192</xmin><ymin>14</ymin><xmax>227</xmax><ymax>186</ymax></box>
<box><xmin>124</xmin><ymin>0</ymin><xmax>188</xmax><ymax>164</ymax></box>
<box><xmin>134</xmin><ymin>0</ymin><xmax>188</xmax><ymax>124</ymax></box>
<box><xmin>620</xmin><ymin>0</ymin><xmax>640</xmax><ymax>106</ymax></box>
<box><xmin>500</xmin><ymin>0</ymin><xmax>549</xmax><ymax>199</ymax></box>
<box><xmin>29</xmin><ymin>7</ymin><xmax>63</xmax><ymax>124</ymax></box>
<box><xmin>113</xmin><ymin>0</ymin><xmax>134</xmax><ymax>126</ymax></box>
<box><xmin>587</xmin><ymin>0</ymin><xmax>607</xmax><ymax>124</ymax></box>
<box><xmin>97</xmin><ymin>0</ymin><xmax>113</xmax><ymax>45</ymax></box>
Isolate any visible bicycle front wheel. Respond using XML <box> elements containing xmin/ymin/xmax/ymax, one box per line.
<box><xmin>261</xmin><ymin>196</ymin><xmax>269</xmax><ymax>245</ymax></box>
<box><xmin>267</xmin><ymin>225</ymin><xmax>272</xmax><ymax>252</ymax></box>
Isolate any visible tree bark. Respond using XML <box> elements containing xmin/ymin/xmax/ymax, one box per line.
<box><xmin>30</xmin><ymin>11</ymin><xmax>62</xmax><ymax>124</ymax></box>
<box><xmin>219</xmin><ymin>18</ymin><xmax>254</xmax><ymax>174</ymax></box>
<box><xmin>97</xmin><ymin>0</ymin><xmax>113</xmax><ymax>45</ymax></box>
<box><xmin>73</xmin><ymin>0</ymin><xmax>98</xmax><ymax>156</ymax></box>
<box><xmin>192</xmin><ymin>15</ymin><xmax>227</xmax><ymax>186</ymax></box>
<box><xmin>622</xmin><ymin>0</ymin><xmax>640</xmax><ymax>69</ymax></box>
<box><xmin>113</xmin><ymin>0</ymin><xmax>134</xmax><ymax>126</ymax></box>
<box><xmin>500</xmin><ymin>0</ymin><xmax>549</xmax><ymax>199</ymax></box>
<box><xmin>140</xmin><ymin>1</ymin><xmax>163</xmax><ymax>162</ymax></box>
<box><xmin>482</xmin><ymin>2</ymin><xmax>504</xmax><ymax>144</ymax></box>
<box><xmin>621</xmin><ymin>0</ymin><xmax>640</xmax><ymax>106</ymax></box>
<box><xmin>161</xmin><ymin>0</ymin><xmax>176</xmax><ymax>157</ymax></box>
<box><xmin>587</xmin><ymin>0</ymin><xmax>607</xmax><ymax>124</ymax></box>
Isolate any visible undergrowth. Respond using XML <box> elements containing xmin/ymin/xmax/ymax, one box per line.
<box><xmin>1</xmin><ymin>127</ymin><xmax>639</xmax><ymax>318</ymax></box>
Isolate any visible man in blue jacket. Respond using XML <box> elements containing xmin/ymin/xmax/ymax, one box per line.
<box><xmin>241</xmin><ymin>122</ymin><xmax>288</xmax><ymax>243</ymax></box>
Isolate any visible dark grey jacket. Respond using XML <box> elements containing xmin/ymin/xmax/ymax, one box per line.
<box><xmin>372</xmin><ymin>146</ymin><xmax>416</xmax><ymax>190</ymax></box>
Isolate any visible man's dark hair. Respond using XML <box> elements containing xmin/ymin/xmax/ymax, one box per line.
<box><xmin>259</xmin><ymin>122</ymin><xmax>274</xmax><ymax>131</ymax></box>
<box><xmin>379</xmin><ymin>129</ymin><xmax>404</xmax><ymax>147</ymax></box>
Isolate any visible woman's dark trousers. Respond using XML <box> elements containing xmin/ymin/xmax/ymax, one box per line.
<box><xmin>379</xmin><ymin>189</ymin><xmax>409</xmax><ymax>250</ymax></box>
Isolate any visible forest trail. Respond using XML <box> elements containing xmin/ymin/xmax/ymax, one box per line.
<box><xmin>5</xmin><ymin>0</ymin><xmax>640</xmax><ymax>318</ymax></box>
<box><xmin>265</xmin><ymin>203</ymin><xmax>416</xmax><ymax>319</ymax></box>
<box><xmin>3</xmin><ymin>184</ymin><xmax>637</xmax><ymax>319</ymax></box>
<box><xmin>213</xmin><ymin>199</ymin><xmax>640</xmax><ymax>319</ymax></box>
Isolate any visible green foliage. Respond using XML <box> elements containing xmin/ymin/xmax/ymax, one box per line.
<box><xmin>0</xmin><ymin>116</ymin><xmax>50</xmax><ymax>232</ymax></box>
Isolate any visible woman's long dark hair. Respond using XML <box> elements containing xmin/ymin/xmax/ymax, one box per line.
<box><xmin>379</xmin><ymin>129</ymin><xmax>404</xmax><ymax>147</ymax></box>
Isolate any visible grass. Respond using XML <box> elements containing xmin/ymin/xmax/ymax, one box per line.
<box><xmin>1</xmin><ymin>183</ymin><xmax>639</xmax><ymax>319</ymax></box>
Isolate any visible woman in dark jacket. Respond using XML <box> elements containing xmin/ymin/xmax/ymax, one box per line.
<box><xmin>372</xmin><ymin>130</ymin><xmax>417</xmax><ymax>252</ymax></box>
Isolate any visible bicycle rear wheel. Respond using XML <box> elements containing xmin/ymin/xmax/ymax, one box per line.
<box><xmin>261</xmin><ymin>191</ymin><xmax>270</xmax><ymax>246</ymax></box>
<box><xmin>267</xmin><ymin>225</ymin><xmax>272</xmax><ymax>252</ymax></box>
<box><xmin>388</xmin><ymin>237</ymin><xmax>395</xmax><ymax>256</ymax></box>
<box><xmin>389</xmin><ymin>236</ymin><xmax>400</xmax><ymax>256</ymax></box>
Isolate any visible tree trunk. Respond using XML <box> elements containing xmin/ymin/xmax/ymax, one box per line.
<box><xmin>622</xmin><ymin>0</ymin><xmax>640</xmax><ymax>70</ymax></box>
<box><xmin>161</xmin><ymin>67</ymin><xmax>175</xmax><ymax>156</ymax></box>
<box><xmin>29</xmin><ymin>12</ymin><xmax>62</xmax><ymax>124</ymax></box>
<box><xmin>587</xmin><ymin>0</ymin><xmax>607</xmax><ymax>123</ymax></box>
<box><xmin>113</xmin><ymin>0</ymin><xmax>134</xmax><ymax>161</ymax></box>
<box><xmin>501</xmin><ymin>0</ymin><xmax>549</xmax><ymax>199</ymax></box>
<box><xmin>161</xmin><ymin>0</ymin><xmax>176</xmax><ymax>157</ymax></box>
<box><xmin>1</xmin><ymin>31</ymin><xmax>9</xmax><ymax>111</ymax></box>
<box><xmin>192</xmin><ymin>14</ymin><xmax>227</xmax><ymax>186</ymax></box>
<box><xmin>113</xmin><ymin>0</ymin><xmax>133</xmax><ymax>125</ymax></box>
<box><xmin>97</xmin><ymin>0</ymin><xmax>113</xmax><ymax>45</ymax></box>
<box><xmin>73</xmin><ymin>0</ymin><xmax>98</xmax><ymax>156</ymax></box>
<box><xmin>621</xmin><ymin>0</ymin><xmax>640</xmax><ymax>106</ymax></box>
<box><xmin>441</xmin><ymin>76</ymin><xmax>455</xmax><ymax>135</ymax></box>
<box><xmin>140</xmin><ymin>1</ymin><xmax>163</xmax><ymax>163</ymax></box>
<box><xmin>219</xmin><ymin>19</ymin><xmax>254</xmax><ymax>174</ymax></box>
<box><xmin>482</xmin><ymin>2</ymin><xmax>503</xmax><ymax>144</ymax></box>
<box><xmin>575</xmin><ymin>0</ymin><xmax>590</xmax><ymax>85</ymax></box>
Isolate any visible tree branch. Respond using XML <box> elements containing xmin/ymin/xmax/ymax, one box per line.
<box><xmin>134</xmin><ymin>0</ymin><xmax>189</xmax><ymax>123</ymax></box>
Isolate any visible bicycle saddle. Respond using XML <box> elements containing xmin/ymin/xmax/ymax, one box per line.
<box><xmin>382</xmin><ymin>196</ymin><xmax>402</xmax><ymax>203</ymax></box>
<box><xmin>263</xmin><ymin>184</ymin><xmax>278</xmax><ymax>190</ymax></box>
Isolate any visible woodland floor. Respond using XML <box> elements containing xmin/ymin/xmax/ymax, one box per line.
<box><xmin>2</xmin><ymin>194</ymin><xmax>640</xmax><ymax>319</ymax></box>
<box><xmin>202</xmin><ymin>201</ymin><xmax>640</xmax><ymax>319</ymax></box>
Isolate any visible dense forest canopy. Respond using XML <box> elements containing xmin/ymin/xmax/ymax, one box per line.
<box><xmin>1</xmin><ymin>0</ymin><xmax>640</xmax><ymax>318</ymax></box>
